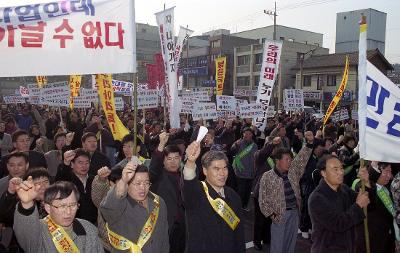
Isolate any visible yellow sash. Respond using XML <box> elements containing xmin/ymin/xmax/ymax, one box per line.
<box><xmin>201</xmin><ymin>181</ymin><xmax>240</xmax><ymax>230</ymax></box>
<box><xmin>44</xmin><ymin>216</ymin><xmax>80</xmax><ymax>253</ymax></box>
<box><xmin>106</xmin><ymin>193</ymin><xmax>160</xmax><ymax>253</ymax></box>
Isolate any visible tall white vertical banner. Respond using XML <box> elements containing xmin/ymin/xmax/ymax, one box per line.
<box><xmin>358</xmin><ymin>18</ymin><xmax>368</xmax><ymax>159</ymax></box>
<box><xmin>253</xmin><ymin>40</ymin><xmax>283</xmax><ymax>131</ymax></box>
<box><xmin>156</xmin><ymin>7</ymin><xmax>180</xmax><ymax>128</ymax></box>
<box><xmin>175</xmin><ymin>26</ymin><xmax>194</xmax><ymax>70</ymax></box>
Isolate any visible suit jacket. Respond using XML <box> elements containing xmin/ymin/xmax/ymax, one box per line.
<box><xmin>183</xmin><ymin>179</ymin><xmax>245</xmax><ymax>253</ymax></box>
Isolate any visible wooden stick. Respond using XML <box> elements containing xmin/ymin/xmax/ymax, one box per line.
<box><xmin>360</xmin><ymin>159</ymin><xmax>371</xmax><ymax>253</ymax></box>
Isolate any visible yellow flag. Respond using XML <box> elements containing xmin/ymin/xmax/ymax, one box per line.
<box><xmin>36</xmin><ymin>76</ymin><xmax>47</xmax><ymax>88</ymax></box>
<box><xmin>96</xmin><ymin>74</ymin><xmax>129</xmax><ymax>141</ymax></box>
<box><xmin>69</xmin><ymin>75</ymin><xmax>82</xmax><ymax>110</ymax></box>
<box><xmin>215</xmin><ymin>56</ymin><xmax>227</xmax><ymax>96</ymax></box>
<box><xmin>323</xmin><ymin>55</ymin><xmax>349</xmax><ymax>125</ymax></box>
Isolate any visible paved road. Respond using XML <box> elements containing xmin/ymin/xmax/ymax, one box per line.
<box><xmin>243</xmin><ymin>198</ymin><xmax>312</xmax><ymax>253</ymax></box>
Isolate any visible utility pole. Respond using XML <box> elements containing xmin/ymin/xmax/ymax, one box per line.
<box><xmin>264</xmin><ymin>1</ymin><xmax>277</xmax><ymax>40</ymax></box>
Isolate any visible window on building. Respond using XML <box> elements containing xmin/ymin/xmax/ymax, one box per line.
<box><xmin>303</xmin><ymin>75</ymin><xmax>311</xmax><ymax>87</ymax></box>
<box><xmin>211</xmin><ymin>40</ymin><xmax>221</xmax><ymax>48</ymax></box>
<box><xmin>254</xmin><ymin>75</ymin><xmax>260</xmax><ymax>87</ymax></box>
<box><xmin>141</xmin><ymin>28</ymin><xmax>146</xmax><ymax>33</ymax></box>
<box><xmin>211</xmin><ymin>54</ymin><xmax>218</xmax><ymax>62</ymax></box>
<box><xmin>261</xmin><ymin>38</ymin><xmax>266</xmax><ymax>44</ymax></box>
<box><xmin>237</xmin><ymin>76</ymin><xmax>250</xmax><ymax>87</ymax></box>
<box><xmin>237</xmin><ymin>55</ymin><xmax>250</xmax><ymax>66</ymax></box>
<box><xmin>327</xmin><ymin>74</ymin><xmax>337</xmax><ymax>86</ymax></box>
<box><xmin>280</xmin><ymin>37</ymin><xmax>285</xmax><ymax>41</ymax></box>
<box><xmin>317</xmin><ymin>75</ymin><xmax>325</xmax><ymax>90</ymax></box>
<box><xmin>255</xmin><ymin>53</ymin><xmax>263</xmax><ymax>65</ymax></box>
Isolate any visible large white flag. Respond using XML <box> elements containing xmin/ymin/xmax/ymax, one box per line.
<box><xmin>358</xmin><ymin>17</ymin><xmax>400</xmax><ymax>162</ymax></box>
<box><xmin>0</xmin><ymin>0</ymin><xmax>136</xmax><ymax>77</ymax></box>
<box><xmin>253</xmin><ymin>40</ymin><xmax>282</xmax><ymax>131</ymax></box>
<box><xmin>155</xmin><ymin>7</ymin><xmax>180</xmax><ymax>128</ymax></box>
<box><xmin>358</xmin><ymin>61</ymin><xmax>400</xmax><ymax>162</ymax></box>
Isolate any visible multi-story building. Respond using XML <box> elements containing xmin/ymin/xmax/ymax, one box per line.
<box><xmin>233</xmin><ymin>25</ymin><xmax>323</xmax><ymax>47</ymax></box>
<box><xmin>335</xmin><ymin>8</ymin><xmax>386</xmax><ymax>54</ymax></box>
<box><xmin>293</xmin><ymin>49</ymin><xmax>393</xmax><ymax>108</ymax></box>
<box><xmin>233</xmin><ymin>41</ymin><xmax>328</xmax><ymax>107</ymax></box>
<box><xmin>179</xmin><ymin>30</ymin><xmax>257</xmax><ymax>94</ymax></box>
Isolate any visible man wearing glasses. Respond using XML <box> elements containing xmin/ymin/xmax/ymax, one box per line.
<box><xmin>13</xmin><ymin>180</ymin><xmax>104</xmax><ymax>253</ymax></box>
<box><xmin>101</xmin><ymin>161</ymin><xmax>169</xmax><ymax>253</ymax></box>
<box><xmin>55</xmin><ymin>148</ymin><xmax>98</xmax><ymax>225</ymax></box>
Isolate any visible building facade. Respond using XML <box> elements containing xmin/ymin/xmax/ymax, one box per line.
<box><xmin>233</xmin><ymin>25</ymin><xmax>323</xmax><ymax>47</ymax></box>
<box><xmin>335</xmin><ymin>8</ymin><xmax>386</xmax><ymax>54</ymax></box>
<box><xmin>293</xmin><ymin>49</ymin><xmax>393</xmax><ymax>109</ymax></box>
<box><xmin>233</xmin><ymin>41</ymin><xmax>328</xmax><ymax>107</ymax></box>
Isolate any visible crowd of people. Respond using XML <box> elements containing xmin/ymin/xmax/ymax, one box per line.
<box><xmin>0</xmin><ymin>103</ymin><xmax>399</xmax><ymax>253</ymax></box>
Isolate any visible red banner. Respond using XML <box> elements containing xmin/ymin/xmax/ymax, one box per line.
<box><xmin>146</xmin><ymin>64</ymin><xmax>159</xmax><ymax>90</ymax></box>
<box><xmin>154</xmin><ymin>53</ymin><xmax>165</xmax><ymax>88</ymax></box>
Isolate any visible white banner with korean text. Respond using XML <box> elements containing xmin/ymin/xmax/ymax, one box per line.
<box><xmin>358</xmin><ymin>61</ymin><xmax>400</xmax><ymax>162</ymax></box>
<box><xmin>253</xmin><ymin>40</ymin><xmax>282</xmax><ymax>131</ymax></box>
<box><xmin>156</xmin><ymin>7</ymin><xmax>180</xmax><ymax>128</ymax></box>
<box><xmin>216</xmin><ymin>95</ymin><xmax>236</xmax><ymax>111</ymax></box>
<box><xmin>0</xmin><ymin>0</ymin><xmax>136</xmax><ymax>77</ymax></box>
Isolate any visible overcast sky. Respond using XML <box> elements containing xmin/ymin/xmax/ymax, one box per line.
<box><xmin>136</xmin><ymin>0</ymin><xmax>400</xmax><ymax>64</ymax></box>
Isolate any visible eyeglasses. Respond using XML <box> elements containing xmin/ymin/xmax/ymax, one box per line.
<box><xmin>131</xmin><ymin>181</ymin><xmax>151</xmax><ymax>188</ymax></box>
<box><xmin>50</xmin><ymin>202</ymin><xmax>80</xmax><ymax>212</ymax></box>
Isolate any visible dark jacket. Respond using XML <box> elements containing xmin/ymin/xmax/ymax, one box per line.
<box><xmin>55</xmin><ymin>164</ymin><xmax>97</xmax><ymax>225</ymax></box>
<box><xmin>308</xmin><ymin>179</ymin><xmax>365</xmax><ymax>253</ymax></box>
<box><xmin>88</xmin><ymin>150</ymin><xmax>111</xmax><ymax>176</ymax></box>
<box><xmin>149</xmin><ymin>150</ymin><xmax>184</xmax><ymax>229</ymax></box>
<box><xmin>354</xmin><ymin>183</ymin><xmax>396</xmax><ymax>253</ymax></box>
<box><xmin>252</xmin><ymin>142</ymin><xmax>275</xmax><ymax>198</ymax></box>
<box><xmin>338</xmin><ymin>145</ymin><xmax>359</xmax><ymax>186</ymax></box>
<box><xmin>183</xmin><ymin>178</ymin><xmax>245</xmax><ymax>253</ymax></box>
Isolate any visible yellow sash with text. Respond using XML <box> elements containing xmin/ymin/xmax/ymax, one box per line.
<box><xmin>201</xmin><ymin>181</ymin><xmax>240</xmax><ymax>230</ymax></box>
<box><xmin>106</xmin><ymin>193</ymin><xmax>160</xmax><ymax>253</ymax></box>
<box><xmin>44</xmin><ymin>216</ymin><xmax>80</xmax><ymax>253</ymax></box>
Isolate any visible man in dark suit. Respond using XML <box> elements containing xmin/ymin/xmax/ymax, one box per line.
<box><xmin>182</xmin><ymin>141</ymin><xmax>245</xmax><ymax>253</ymax></box>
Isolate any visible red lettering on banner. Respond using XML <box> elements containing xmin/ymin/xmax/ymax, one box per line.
<box><xmin>19</xmin><ymin>21</ymin><xmax>46</xmax><ymax>48</ymax></box>
<box><xmin>268</xmin><ymin>45</ymin><xmax>278</xmax><ymax>51</ymax></box>
<box><xmin>102</xmin><ymin>90</ymin><xmax>112</xmax><ymax>100</ymax></box>
<box><xmin>81</xmin><ymin>21</ymin><xmax>104</xmax><ymax>49</ymax></box>
<box><xmin>105</xmin><ymin>101</ymin><xmax>113</xmax><ymax>111</ymax></box>
<box><xmin>104</xmin><ymin>22</ymin><xmax>124</xmax><ymax>49</ymax></box>
<box><xmin>0</xmin><ymin>25</ymin><xmax>16</xmax><ymax>47</ymax></box>
<box><xmin>266</xmin><ymin>57</ymin><xmax>276</xmax><ymax>64</ymax></box>
<box><xmin>53</xmin><ymin>19</ymin><xmax>74</xmax><ymax>48</ymax></box>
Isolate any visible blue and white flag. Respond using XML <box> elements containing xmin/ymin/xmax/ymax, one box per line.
<box><xmin>358</xmin><ymin>17</ymin><xmax>400</xmax><ymax>162</ymax></box>
<box><xmin>358</xmin><ymin>61</ymin><xmax>400</xmax><ymax>162</ymax></box>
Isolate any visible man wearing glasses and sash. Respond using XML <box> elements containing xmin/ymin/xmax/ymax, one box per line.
<box><xmin>13</xmin><ymin>180</ymin><xmax>104</xmax><ymax>253</ymax></box>
<box><xmin>100</xmin><ymin>161</ymin><xmax>169</xmax><ymax>253</ymax></box>
<box><xmin>182</xmin><ymin>141</ymin><xmax>245</xmax><ymax>253</ymax></box>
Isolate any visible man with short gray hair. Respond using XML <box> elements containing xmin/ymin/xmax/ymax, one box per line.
<box><xmin>182</xmin><ymin>141</ymin><xmax>245</xmax><ymax>253</ymax></box>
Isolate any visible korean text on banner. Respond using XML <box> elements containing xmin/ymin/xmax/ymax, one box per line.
<box><xmin>323</xmin><ymin>56</ymin><xmax>349</xmax><ymax>125</ymax></box>
<box><xmin>253</xmin><ymin>40</ymin><xmax>282</xmax><ymax>131</ymax></box>
<box><xmin>69</xmin><ymin>75</ymin><xmax>82</xmax><ymax>109</ymax></box>
<box><xmin>283</xmin><ymin>89</ymin><xmax>304</xmax><ymax>112</ymax></box>
<box><xmin>175</xmin><ymin>26</ymin><xmax>194</xmax><ymax>71</ymax></box>
<box><xmin>215</xmin><ymin>56</ymin><xmax>227</xmax><ymax>96</ymax></box>
<box><xmin>0</xmin><ymin>0</ymin><xmax>135</xmax><ymax>77</ymax></box>
<box><xmin>96</xmin><ymin>74</ymin><xmax>129</xmax><ymax>141</ymax></box>
<box><xmin>156</xmin><ymin>7</ymin><xmax>180</xmax><ymax>128</ymax></box>
<box><xmin>357</xmin><ymin>61</ymin><xmax>400</xmax><ymax>162</ymax></box>
<box><xmin>36</xmin><ymin>76</ymin><xmax>47</xmax><ymax>88</ymax></box>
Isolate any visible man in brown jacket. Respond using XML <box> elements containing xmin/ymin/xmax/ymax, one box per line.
<box><xmin>258</xmin><ymin>142</ymin><xmax>313</xmax><ymax>253</ymax></box>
